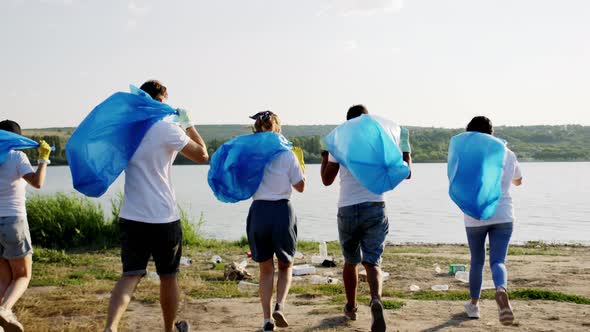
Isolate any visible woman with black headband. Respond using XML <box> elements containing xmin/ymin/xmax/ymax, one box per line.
<box><xmin>246</xmin><ymin>111</ymin><xmax>305</xmax><ymax>332</ymax></box>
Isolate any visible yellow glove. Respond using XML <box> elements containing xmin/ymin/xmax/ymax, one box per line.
<box><xmin>292</xmin><ymin>147</ymin><xmax>305</xmax><ymax>173</ymax></box>
<box><xmin>38</xmin><ymin>140</ymin><xmax>51</xmax><ymax>161</ymax></box>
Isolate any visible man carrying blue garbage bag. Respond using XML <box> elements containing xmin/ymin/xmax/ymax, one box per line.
<box><xmin>320</xmin><ymin>105</ymin><xmax>412</xmax><ymax>332</ymax></box>
<box><xmin>100</xmin><ymin>80</ymin><xmax>209</xmax><ymax>332</ymax></box>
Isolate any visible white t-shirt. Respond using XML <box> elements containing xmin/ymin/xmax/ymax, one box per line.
<box><xmin>328</xmin><ymin>153</ymin><xmax>385</xmax><ymax>208</ymax></box>
<box><xmin>252</xmin><ymin>150</ymin><xmax>304</xmax><ymax>201</ymax></box>
<box><xmin>464</xmin><ymin>149</ymin><xmax>523</xmax><ymax>227</ymax></box>
<box><xmin>119</xmin><ymin>120</ymin><xmax>190</xmax><ymax>224</ymax></box>
<box><xmin>0</xmin><ymin>151</ymin><xmax>35</xmax><ymax>217</ymax></box>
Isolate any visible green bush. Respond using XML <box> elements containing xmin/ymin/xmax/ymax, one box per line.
<box><xmin>27</xmin><ymin>193</ymin><xmax>118</xmax><ymax>249</ymax></box>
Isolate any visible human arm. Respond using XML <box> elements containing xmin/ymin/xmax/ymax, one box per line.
<box><xmin>511</xmin><ymin>152</ymin><xmax>522</xmax><ymax>186</ymax></box>
<box><xmin>400</xmin><ymin>127</ymin><xmax>412</xmax><ymax>179</ymax></box>
<box><xmin>320</xmin><ymin>150</ymin><xmax>339</xmax><ymax>186</ymax></box>
<box><xmin>512</xmin><ymin>177</ymin><xmax>522</xmax><ymax>186</ymax></box>
<box><xmin>22</xmin><ymin>140</ymin><xmax>51</xmax><ymax>189</ymax></box>
<box><xmin>288</xmin><ymin>150</ymin><xmax>305</xmax><ymax>192</ymax></box>
<box><xmin>176</xmin><ymin>109</ymin><xmax>209</xmax><ymax>163</ymax></box>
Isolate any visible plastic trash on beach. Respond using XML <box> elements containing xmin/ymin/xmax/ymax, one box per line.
<box><xmin>449</xmin><ymin>264</ymin><xmax>466</xmax><ymax>275</ymax></box>
<box><xmin>207</xmin><ymin>132</ymin><xmax>292</xmax><ymax>203</ymax></box>
<box><xmin>322</xmin><ymin>114</ymin><xmax>410</xmax><ymax>194</ymax></box>
<box><xmin>238</xmin><ymin>260</ymin><xmax>248</xmax><ymax>268</ymax></box>
<box><xmin>447</xmin><ymin>132</ymin><xmax>506</xmax><ymax>220</ymax></box>
<box><xmin>434</xmin><ymin>264</ymin><xmax>442</xmax><ymax>274</ymax></box>
<box><xmin>409</xmin><ymin>284</ymin><xmax>421</xmax><ymax>292</ymax></box>
<box><xmin>359</xmin><ymin>270</ymin><xmax>390</xmax><ymax>282</ymax></box>
<box><xmin>481</xmin><ymin>280</ymin><xmax>495</xmax><ymax>290</ymax></box>
<box><xmin>65</xmin><ymin>85</ymin><xmax>178</xmax><ymax>197</ymax></box>
<box><xmin>211</xmin><ymin>255</ymin><xmax>222</xmax><ymax>264</ymax></box>
<box><xmin>319</xmin><ymin>241</ymin><xmax>328</xmax><ymax>257</ymax></box>
<box><xmin>311</xmin><ymin>275</ymin><xmax>340</xmax><ymax>285</ymax></box>
<box><xmin>311</xmin><ymin>256</ymin><xmax>334</xmax><ymax>264</ymax></box>
<box><xmin>294</xmin><ymin>251</ymin><xmax>305</xmax><ymax>260</ymax></box>
<box><xmin>455</xmin><ymin>271</ymin><xmax>469</xmax><ymax>283</ymax></box>
<box><xmin>431</xmin><ymin>284</ymin><xmax>449</xmax><ymax>291</ymax></box>
<box><xmin>292</xmin><ymin>264</ymin><xmax>316</xmax><ymax>276</ymax></box>
<box><xmin>180</xmin><ymin>256</ymin><xmax>193</xmax><ymax>266</ymax></box>
<box><xmin>237</xmin><ymin>280</ymin><xmax>259</xmax><ymax>293</ymax></box>
<box><xmin>0</xmin><ymin>130</ymin><xmax>40</xmax><ymax>165</ymax></box>
<box><xmin>146</xmin><ymin>271</ymin><xmax>159</xmax><ymax>283</ymax></box>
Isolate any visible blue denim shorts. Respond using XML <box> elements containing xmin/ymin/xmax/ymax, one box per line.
<box><xmin>0</xmin><ymin>216</ymin><xmax>33</xmax><ymax>259</ymax></box>
<box><xmin>337</xmin><ymin>202</ymin><xmax>388</xmax><ymax>266</ymax></box>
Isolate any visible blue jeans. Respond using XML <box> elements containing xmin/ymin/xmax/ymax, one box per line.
<box><xmin>465</xmin><ymin>222</ymin><xmax>513</xmax><ymax>299</ymax></box>
<box><xmin>337</xmin><ymin>202</ymin><xmax>388</xmax><ymax>266</ymax></box>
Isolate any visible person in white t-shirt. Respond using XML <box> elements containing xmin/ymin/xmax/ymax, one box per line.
<box><xmin>246</xmin><ymin>111</ymin><xmax>305</xmax><ymax>332</ymax></box>
<box><xmin>103</xmin><ymin>81</ymin><xmax>209</xmax><ymax>332</ymax></box>
<box><xmin>0</xmin><ymin>120</ymin><xmax>51</xmax><ymax>332</ymax></box>
<box><xmin>460</xmin><ymin>116</ymin><xmax>523</xmax><ymax>326</ymax></box>
<box><xmin>320</xmin><ymin>105</ymin><xmax>412</xmax><ymax>332</ymax></box>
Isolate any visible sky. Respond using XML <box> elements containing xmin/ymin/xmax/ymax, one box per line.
<box><xmin>1</xmin><ymin>0</ymin><xmax>590</xmax><ymax>129</ymax></box>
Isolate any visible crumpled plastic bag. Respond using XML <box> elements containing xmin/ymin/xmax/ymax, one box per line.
<box><xmin>0</xmin><ymin>130</ymin><xmax>39</xmax><ymax>165</ymax></box>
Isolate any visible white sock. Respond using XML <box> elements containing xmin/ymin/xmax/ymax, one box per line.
<box><xmin>264</xmin><ymin>319</ymin><xmax>273</xmax><ymax>325</ymax></box>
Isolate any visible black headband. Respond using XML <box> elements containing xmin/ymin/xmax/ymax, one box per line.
<box><xmin>249</xmin><ymin>111</ymin><xmax>274</xmax><ymax>121</ymax></box>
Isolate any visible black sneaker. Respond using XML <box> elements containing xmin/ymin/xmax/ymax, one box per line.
<box><xmin>175</xmin><ymin>320</ymin><xmax>190</xmax><ymax>332</ymax></box>
<box><xmin>272</xmin><ymin>303</ymin><xmax>289</xmax><ymax>327</ymax></box>
<box><xmin>370</xmin><ymin>298</ymin><xmax>386</xmax><ymax>332</ymax></box>
<box><xmin>262</xmin><ymin>321</ymin><xmax>275</xmax><ymax>332</ymax></box>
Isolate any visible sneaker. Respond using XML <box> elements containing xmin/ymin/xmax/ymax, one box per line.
<box><xmin>175</xmin><ymin>320</ymin><xmax>191</xmax><ymax>332</ymax></box>
<box><xmin>370</xmin><ymin>298</ymin><xmax>386</xmax><ymax>332</ymax></box>
<box><xmin>464</xmin><ymin>301</ymin><xmax>480</xmax><ymax>319</ymax></box>
<box><xmin>262</xmin><ymin>321</ymin><xmax>275</xmax><ymax>332</ymax></box>
<box><xmin>343</xmin><ymin>303</ymin><xmax>358</xmax><ymax>320</ymax></box>
<box><xmin>0</xmin><ymin>307</ymin><xmax>23</xmax><ymax>332</ymax></box>
<box><xmin>495</xmin><ymin>288</ymin><xmax>514</xmax><ymax>326</ymax></box>
<box><xmin>272</xmin><ymin>304</ymin><xmax>289</xmax><ymax>328</ymax></box>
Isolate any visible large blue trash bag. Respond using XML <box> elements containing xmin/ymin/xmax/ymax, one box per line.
<box><xmin>208</xmin><ymin>132</ymin><xmax>292</xmax><ymax>203</ymax></box>
<box><xmin>0</xmin><ymin>130</ymin><xmax>39</xmax><ymax>165</ymax></box>
<box><xmin>447</xmin><ymin>132</ymin><xmax>506</xmax><ymax>220</ymax></box>
<box><xmin>66</xmin><ymin>85</ymin><xmax>178</xmax><ymax>197</ymax></box>
<box><xmin>323</xmin><ymin>114</ymin><xmax>410</xmax><ymax>194</ymax></box>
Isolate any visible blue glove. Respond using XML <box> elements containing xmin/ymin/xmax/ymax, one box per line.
<box><xmin>400</xmin><ymin>127</ymin><xmax>411</xmax><ymax>153</ymax></box>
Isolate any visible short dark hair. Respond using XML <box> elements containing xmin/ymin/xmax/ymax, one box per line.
<box><xmin>0</xmin><ymin>120</ymin><xmax>22</xmax><ymax>135</ymax></box>
<box><xmin>346</xmin><ymin>104</ymin><xmax>368</xmax><ymax>120</ymax></box>
<box><xmin>466</xmin><ymin>116</ymin><xmax>493</xmax><ymax>135</ymax></box>
<box><xmin>140</xmin><ymin>80</ymin><xmax>168</xmax><ymax>101</ymax></box>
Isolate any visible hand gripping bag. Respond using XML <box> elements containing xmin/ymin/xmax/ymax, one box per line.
<box><xmin>447</xmin><ymin>132</ymin><xmax>506</xmax><ymax>220</ymax></box>
<box><xmin>66</xmin><ymin>85</ymin><xmax>177</xmax><ymax>197</ymax></box>
<box><xmin>323</xmin><ymin>114</ymin><xmax>410</xmax><ymax>194</ymax></box>
<box><xmin>208</xmin><ymin>132</ymin><xmax>292</xmax><ymax>203</ymax></box>
<box><xmin>0</xmin><ymin>130</ymin><xmax>39</xmax><ymax>165</ymax></box>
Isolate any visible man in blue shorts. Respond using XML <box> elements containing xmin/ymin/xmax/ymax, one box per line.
<box><xmin>320</xmin><ymin>105</ymin><xmax>412</xmax><ymax>332</ymax></box>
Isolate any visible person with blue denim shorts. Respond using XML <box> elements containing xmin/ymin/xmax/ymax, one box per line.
<box><xmin>0</xmin><ymin>120</ymin><xmax>52</xmax><ymax>332</ymax></box>
<box><xmin>246</xmin><ymin>111</ymin><xmax>305</xmax><ymax>332</ymax></box>
<box><xmin>460</xmin><ymin>116</ymin><xmax>523</xmax><ymax>326</ymax></box>
<box><xmin>103</xmin><ymin>80</ymin><xmax>209</xmax><ymax>332</ymax></box>
<box><xmin>320</xmin><ymin>105</ymin><xmax>412</xmax><ymax>332</ymax></box>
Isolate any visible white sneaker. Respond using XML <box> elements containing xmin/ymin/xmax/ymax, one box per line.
<box><xmin>0</xmin><ymin>307</ymin><xmax>23</xmax><ymax>332</ymax></box>
<box><xmin>464</xmin><ymin>301</ymin><xmax>480</xmax><ymax>319</ymax></box>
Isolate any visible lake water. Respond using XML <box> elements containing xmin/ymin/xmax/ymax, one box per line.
<box><xmin>33</xmin><ymin>163</ymin><xmax>589</xmax><ymax>245</ymax></box>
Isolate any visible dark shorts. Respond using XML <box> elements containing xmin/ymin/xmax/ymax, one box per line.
<box><xmin>246</xmin><ymin>200</ymin><xmax>297</xmax><ymax>264</ymax></box>
<box><xmin>119</xmin><ymin>218</ymin><xmax>183</xmax><ymax>276</ymax></box>
<box><xmin>0</xmin><ymin>216</ymin><xmax>33</xmax><ymax>259</ymax></box>
<box><xmin>337</xmin><ymin>202</ymin><xmax>389</xmax><ymax>266</ymax></box>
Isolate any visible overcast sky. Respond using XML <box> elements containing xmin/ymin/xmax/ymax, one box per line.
<box><xmin>2</xmin><ymin>0</ymin><xmax>589</xmax><ymax>129</ymax></box>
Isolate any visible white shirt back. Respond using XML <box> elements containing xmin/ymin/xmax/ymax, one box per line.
<box><xmin>0</xmin><ymin>151</ymin><xmax>34</xmax><ymax>217</ymax></box>
<box><xmin>252</xmin><ymin>150</ymin><xmax>304</xmax><ymax>201</ymax></box>
<box><xmin>329</xmin><ymin>153</ymin><xmax>385</xmax><ymax>208</ymax></box>
<box><xmin>119</xmin><ymin>120</ymin><xmax>190</xmax><ymax>224</ymax></box>
<box><xmin>464</xmin><ymin>149</ymin><xmax>522</xmax><ymax>227</ymax></box>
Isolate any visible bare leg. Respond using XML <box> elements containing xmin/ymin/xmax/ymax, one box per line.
<box><xmin>362</xmin><ymin>262</ymin><xmax>382</xmax><ymax>300</ymax></box>
<box><xmin>1</xmin><ymin>254</ymin><xmax>32</xmax><ymax>310</ymax></box>
<box><xmin>104</xmin><ymin>275</ymin><xmax>142</xmax><ymax>332</ymax></box>
<box><xmin>343</xmin><ymin>263</ymin><xmax>358</xmax><ymax>307</ymax></box>
<box><xmin>258</xmin><ymin>259</ymin><xmax>275</xmax><ymax>320</ymax></box>
<box><xmin>160</xmin><ymin>275</ymin><xmax>179</xmax><ymax>332</ymax></box>
<box><xmin>0</xmin><ymin>259</ymin><xmax>12</xmax><ymax>302</ymax></box>
<box><xmin>275</xmin><ymin>260</ymin><xmax>292</xmax><ymax>305</ymax></box>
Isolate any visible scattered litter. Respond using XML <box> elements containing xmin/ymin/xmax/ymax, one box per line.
<box><xmin>431</xmin><ymin>284</ymin><xmax>449</xmax><ymax>291</ymax></box>
<box><xmin>247</xmin><ymin>251</ymin><xmax>252</xmax><ymax>258</ymax></box>
<box><xmin>146</xmin><ymin>271</ymin><xmax>159</xmax><ymax>284</ymax></box>
<box><xmin>482</xmin><ymin>280</ymin><xmax>495</xmax><ymax>290</ymax></box>
<box><xmin>409</xmin><ymin>284</ymin><xmax>420</xmax><ymax>292</ymax></box>
<box><xmin>449</xmin><ymin>264</ymin><xmax>466</xmax><ymax>275</ymax></box>
<box><xmin>323</xmin><ymin>271</ymin><xmax>335</xmax><ymax>277</ymax></box>
<box><xmin>294</xmin><ymin>251</ymin><xmax>304</xmax><ymax>259</ymax></box>
<box><xmin>237</xmin><ymin>280</ymin><xmax>258</xmax><ymax>293</ymax></box>
<box><xmin>455</xmin><ymin>271</ymin><xmax>469</xmax><ymax>283</ymax></box>
<box><xmin>224</xmin><ymin>262</ymin><xmax>253</xmax><ymax>281</ymax></box>
<box><xmin>359</xmin><ymin>270</ymin><xmax>390</xmax><ymax>282</ymax></box>
<box><xmin>180</xmin><ymin>256</ymin><xmax>193</xmax><ymax>266</ymax></box>
<box><xmin>238</xmin><ymin>260</ymin><xmax>248</xmax><ymax>268</ymax></box>
<box><xmin>311</xmin><ymin>275</ymin><xmax>340</xmax><ymax>284</ymax></box>
<box><xmin>211</xmin><ymin>255</ymin><xmax>222</xmax><ymax>264</ymax></box>
<box><xmin>292</xmin><ymin>264</ymin><xmax>316</xmax><ymax>276</ymax></box>
<box><xmin>311</xmin><ymin>255</ymin><xmax>334</xmax><ymax>264</ymax></box>
<box><xmin>319</xmin><ymin>241</ymin><xmax>328</xmax><ymax>257</ymax></box>
<box><xmin>434</xmin><ymin>264</ymin><xmax>442</xmax><ymax>274</ymax></box>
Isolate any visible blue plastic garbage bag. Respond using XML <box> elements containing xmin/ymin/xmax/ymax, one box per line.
<box><xmin>323</xmin><ymin>114</ymin><xmax>410</xmax><ymax>194</ymax></box>
<box><xmin>0</xmin><ymin>130</ymin><xmax>39</xmax><ymax>165</ymax></box>
<box><xmin>447</xmin><ymin>132</ymin><xmax>506</xmax><ymax>220</ymax></box>
<box><xmin>208</xmin><ymin>132</ymin><xmax>292</xmax><ymax>203</ymax></box>
<box><xmin>66</xmin><ymin>85</ymin><xmax>178</xmax><ymax>197</ymax></box>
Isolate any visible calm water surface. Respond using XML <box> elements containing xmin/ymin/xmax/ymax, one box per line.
<box><xmin>35</xmin><ymin>163</ymin><xmax>589</xmax><ymax>244</ymax></box>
